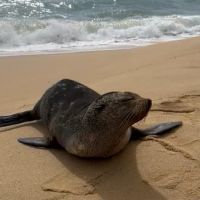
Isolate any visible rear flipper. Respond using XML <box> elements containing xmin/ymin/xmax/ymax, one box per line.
<box><xmin>18</xmin><ymin>137</ymin><xmax>60</xmax><ymax>148</ymax></box>
<box><xmin>131</xmin><ymin>121</ymin><xmax>182</xmax><ymax>140</ymax></box>
<box><xmin>0</xmin><ymin>110</ymin><xmax>38</xmax><ymax>127</ymax></box>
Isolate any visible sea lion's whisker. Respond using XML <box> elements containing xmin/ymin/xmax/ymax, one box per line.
<box><xmin>118</xmin><ymin>111</ymin><xmax>132</xmax><ymax>130</ymax></box>
<box><xmin>124</xmin><ymin>111</ymin><xmax>135</xmax><ymax>128</ymax></box>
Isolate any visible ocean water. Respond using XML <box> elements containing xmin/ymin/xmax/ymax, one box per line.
<box><xmin>1</xmin><ymin>0</ymin><xmax>200</xmax><ymax>55</ymax></box>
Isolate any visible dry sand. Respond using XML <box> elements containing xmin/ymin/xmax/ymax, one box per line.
<box><xmin>0</xmin><ymin>37</ymin><xmax>200</xmax><ymax>200</ymax></box>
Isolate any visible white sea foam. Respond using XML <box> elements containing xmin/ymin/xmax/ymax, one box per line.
<box><xmin>0</xmin><ymin>15</ymin><xmax>200</xmax><ymax>55</ymax></box>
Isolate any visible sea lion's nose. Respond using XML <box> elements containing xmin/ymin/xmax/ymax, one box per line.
<box><xmin>147</xmin><ymin>99</ymin><xmax>152</xmax><ymax>109</ymax></box>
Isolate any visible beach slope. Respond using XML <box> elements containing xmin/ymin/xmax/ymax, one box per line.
<box><xmin>0</xmin><ymin>37</ymin><xmax>200</xmax><ymax>200</ymax></box>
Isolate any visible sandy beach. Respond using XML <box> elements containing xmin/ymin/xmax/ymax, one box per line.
<box><xmin>0</xmin><ymin>37</ymin><xmax>200</xmax><ymax>200</ymax></box>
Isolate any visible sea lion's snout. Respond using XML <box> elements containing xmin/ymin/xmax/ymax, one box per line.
<box><xmin>138</xmin><ymin>98</ymin><xmax>152</xmax><ymax>115</ymax></box>
<box><xmin>125</xmin><ymin>97</ymin><xmax>152</xmax><ymax>124</ymax></box>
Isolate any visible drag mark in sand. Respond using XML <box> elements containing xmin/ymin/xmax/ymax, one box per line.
<box><xmin>41</xmin><ymin>172</ymin><xmax>95</xmax><ymax>195</ymax></box>
<box><xmin>143</xmin><ymin>137</ymin><xmax>197</xmax><ymax>162</ymax></box>
<box><xmin>151</xmin><ymin>94</ymin><xmax>200</xmax><ymax>114</ymax></box>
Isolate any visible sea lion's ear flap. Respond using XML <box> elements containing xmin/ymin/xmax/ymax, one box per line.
<box><xmin>18</xmin><ymin>137</ymin><xmax>59</xmax><ymax>148</ymax></box>
<box><xmin>95</xmin><ymin>103</ymin><xmax>106</xmax><ymax>112</ymax></box>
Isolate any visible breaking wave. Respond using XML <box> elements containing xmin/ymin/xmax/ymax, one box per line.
<box><xmin>1</xmin><ymin>15</ymin><xmax>200</xmax><ymax>53</ymax></box>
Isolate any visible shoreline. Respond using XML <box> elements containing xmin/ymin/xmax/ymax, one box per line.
<box><xmin>0</xmin><ymin>35</ymin><xmax>198</xmax><ymax>58</ymax></box>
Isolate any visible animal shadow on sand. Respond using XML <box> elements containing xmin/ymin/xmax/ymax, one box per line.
<box><xmin>10</xmin><ymin>121</ymin><xmax>167</xmax><ymax>200</ymax></box>
<box><xmin>0</xmin><ymin>120</ymin><xmax>167</xmax><ymax>200</ymax></box>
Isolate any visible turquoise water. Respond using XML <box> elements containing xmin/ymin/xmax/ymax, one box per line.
<box><xmin>1</xmin><ymin>0</ymin><xmax>200</xmax><ymax>54</ymax></box>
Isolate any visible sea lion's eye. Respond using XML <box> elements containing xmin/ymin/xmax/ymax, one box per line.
<box><xmin>121</xmin><ymin>97</ymin><xmax>134</xmax><ymax>102</ymax></box>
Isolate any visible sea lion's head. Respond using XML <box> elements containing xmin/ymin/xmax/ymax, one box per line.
<box><xmin>84</xmin><ymin>92</ymin><xmax>152</xmax><ymax>131</ymax></box>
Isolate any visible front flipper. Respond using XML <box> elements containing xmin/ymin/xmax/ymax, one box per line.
<box><xmin>131</xmin><ymin>121</ymin><xmax>182</xmax><ymax>140</ymax></box>
<box><xmin>18</xmin><ymin>137</ymin><xmax>59</xmax><ymax>148</ymax></box>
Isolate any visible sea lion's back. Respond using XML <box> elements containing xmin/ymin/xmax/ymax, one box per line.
<box><xmin>34</xmin><ymin>79</ymin><xmax>100</xmax><ymax>124</ymax></box>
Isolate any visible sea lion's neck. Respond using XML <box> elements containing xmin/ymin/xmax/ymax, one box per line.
<box><xmin>81</xmin><ymin>112</ymin><xmax>129</xmax><ymax>139</ymax></box>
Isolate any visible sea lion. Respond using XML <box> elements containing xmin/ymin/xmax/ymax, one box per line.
<box><xmin>0</xmin><ymin>79</ymin><xmax>182</xmax><ymax>158</ymax></box>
